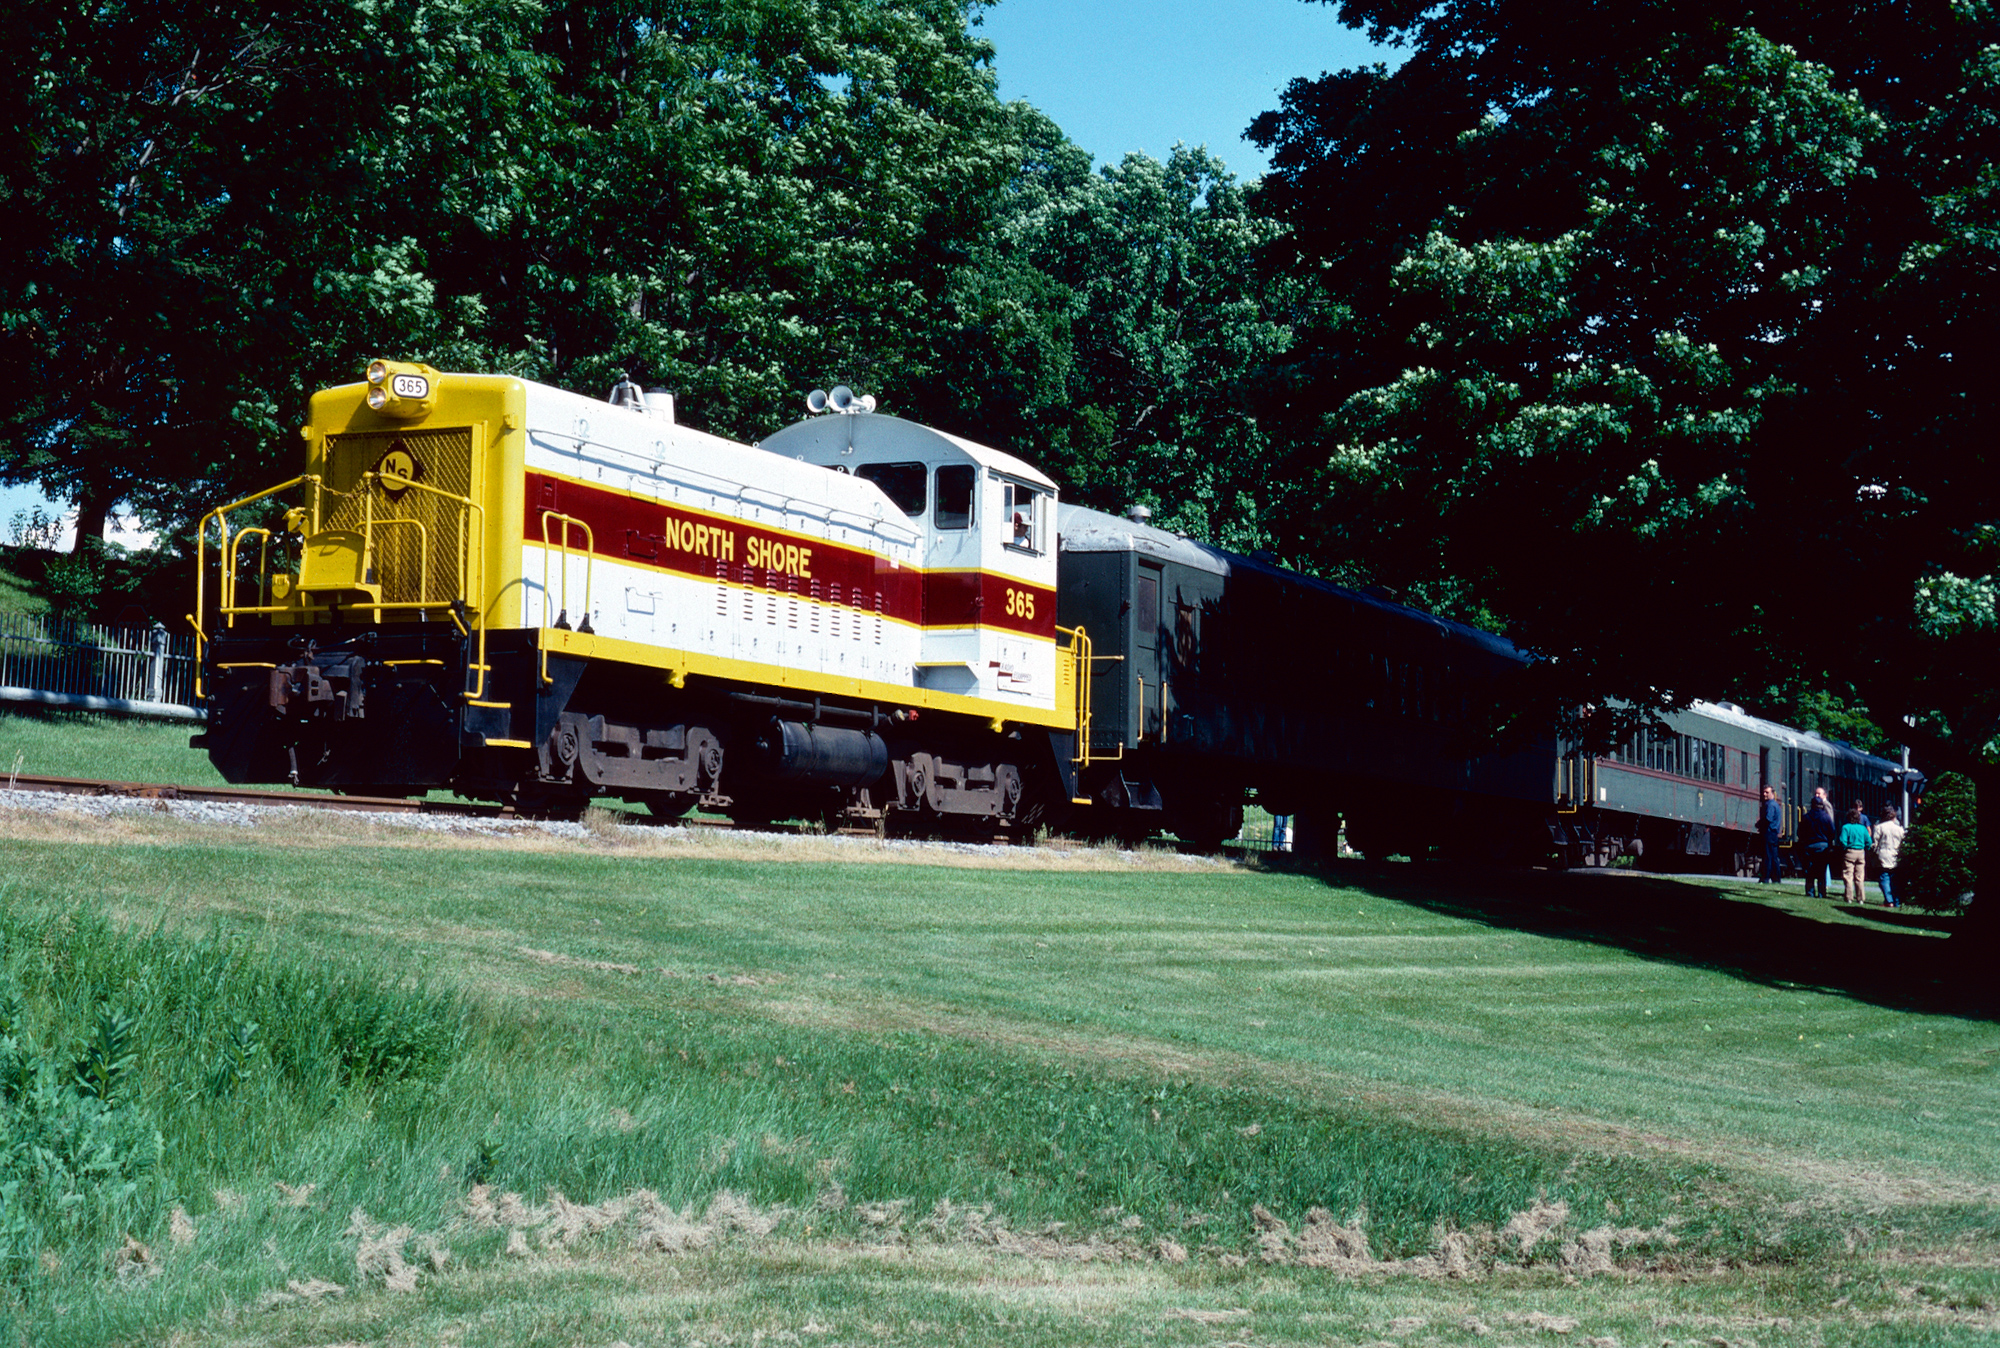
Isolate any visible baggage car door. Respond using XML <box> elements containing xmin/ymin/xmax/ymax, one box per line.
<box><xmin>1133</xmin><ymin>561</ymin><xmax>1162</xmax><ymax>741</ymax></box>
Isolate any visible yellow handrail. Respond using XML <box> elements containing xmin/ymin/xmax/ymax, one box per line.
<box><xmin>538</xmin><ymin>510</ymin><xmax>595</xmax><ymax>685</ymax></box>
<box><xmin>185</xmin><ymin>612</ymin><xmax>209</xmax><ymax>700</ymax></box>
<box><xmin>369</xmin><ymin>471</ymin><xmax>488</xmax><ymax>699</ymax></box>
<box><xmin>192</xmin><ymin>469</ymin><xmax>488</xmax><ymax>702</ymax></box>
<box><xmin>1056</xmin><ymin>626</ymin><xmax>1126</xmax><ymax>767</ymax></box>
<box><xmin>1059</xmin><ymin>624</ymin><xmax>1094</xmax><ymax>765</ymax></box>
<box><xmin>1555</xmin><ymin>753</ymin><xmax>1592</xmax><ymax>814</ymax></box>
<box><xmin>229</xmin><ymin>529</ymin><xmax>276</xmax><ymax>610</ymax></box>
<box><xmin>194</xmin><ymin>475</ymin><xmax>318</xmax><ymax>639</ymax></box>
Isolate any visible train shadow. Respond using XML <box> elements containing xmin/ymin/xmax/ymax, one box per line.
<box><xmin>1277</xmin><ymin>857</ymin><xmax>1990</xmax><ymax>1020</ymax></box>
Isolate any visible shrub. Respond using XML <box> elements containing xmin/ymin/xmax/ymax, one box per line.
<box><xmin>1897</xmin><ymin>773</ymin><xmax>1976</xmax><ymax>912</ymax></box>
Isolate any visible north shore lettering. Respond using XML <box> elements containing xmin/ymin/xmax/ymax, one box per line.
<box><xmin>660</xmin><ymin>515</ymin><xmax>814</xmax><ymax>580</ymax></box>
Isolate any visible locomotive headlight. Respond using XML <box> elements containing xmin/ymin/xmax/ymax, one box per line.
<box><xmin>359</xmin><ymin>358</ymin><xmax>439</xmax><ymax>419</ymax></box>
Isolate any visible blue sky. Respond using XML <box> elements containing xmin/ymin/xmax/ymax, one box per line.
<box><xmin>977</xmin><ymin>0</ymin><xmax>1383</xmax><ymax>178</ymax></box>
<box><xmin>3</xmin><ymin>0</ymin><xmax>1383</xmax><ymax>543</ymax></box>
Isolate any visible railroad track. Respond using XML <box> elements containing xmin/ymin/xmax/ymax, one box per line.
<box><xmin>0</xmin><ymin>773</ymin><xmax>1013</xmax><ymax>843</ymax></box>
<box><xmin>0</xmin><ymin>772</ymin><xmax>509</xmax><ymax>816</ymax></box>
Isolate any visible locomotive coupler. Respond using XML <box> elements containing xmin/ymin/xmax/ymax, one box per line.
<box><xmin>267</xmin><ymin>653</ymin><xmax>368</xmax><ymax>722</ymax></box>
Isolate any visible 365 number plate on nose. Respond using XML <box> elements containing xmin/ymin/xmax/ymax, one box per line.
<box><xmin>391</xmin><ymin>373</ymin><xmax>429</xmax><ymax>398</ymax></box>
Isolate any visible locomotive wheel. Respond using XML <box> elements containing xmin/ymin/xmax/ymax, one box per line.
<box><xmin>636</xmin><ymin>791</ymin><xmax>697</xmax><ymax>822</ymax></box>
<box><xmin>512</xmin><ymin>791</ymin><xmax>590</xmax><ymax>822</ymax></box>
<box><xmin>1169</xmin><ymin>799</ymin><xmax>1245</xmax><ymax>854</ymax></box>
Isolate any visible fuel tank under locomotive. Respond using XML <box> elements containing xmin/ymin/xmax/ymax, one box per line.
<box><xmin>756</xmin><ymin>718</ymin><xmax>889</xmax><ymax>787</ymax></box>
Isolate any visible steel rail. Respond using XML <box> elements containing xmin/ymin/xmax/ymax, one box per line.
<box><xmin>0</xmin><ymin>773</ymin><xmax>1020</xmax><ymax>843</ymax></box>
<box><xmin>0</xmin><ymin>773</ymin><xmax>505</xmax><ymax>816</ymax></box>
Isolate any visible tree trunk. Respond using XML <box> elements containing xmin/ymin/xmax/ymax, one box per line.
<box><xmin>1952</xmin><ymin>767</ymin><xmax>1998</xmax><ymax>1010</ymax></box>
<box><xmin>70</xmin><ymin>481</ymin><xmax>116</xmax><ymax>555</ymax></box>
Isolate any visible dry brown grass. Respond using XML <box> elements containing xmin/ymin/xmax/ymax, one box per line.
<box><xmin>155</xmin><ymin>1190</ymin><xmax>2000</xmax><ymax>1348</ymax></box>
<box><xmin>0</xmin><ymin>797</ymin><xmax>1233</xmax><ymax>873</ymax></box>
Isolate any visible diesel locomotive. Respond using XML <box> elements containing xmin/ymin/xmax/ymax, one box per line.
<box><xmin>190</xmin><ymin>362</ymin><xmax>1910</xmax><ymax>863</ymax></box>
<box><xmin>192</xmin><ymin>362</ymin><xmax>1077</xmax><ymax>830</ymax></box>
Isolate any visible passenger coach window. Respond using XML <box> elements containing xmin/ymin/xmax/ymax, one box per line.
<box><xmin>936</xmin><ymin>464</ymin><xmax>974</xmax><ymax>529</ymax></box>
<box><xmin>859</xmin><ymin>463</ymin><xmax>926</xmax><ymax>517</ymax></box>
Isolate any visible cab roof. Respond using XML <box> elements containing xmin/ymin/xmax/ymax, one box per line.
<box><xmin>760</xmin><ymin>414</ymin><xmax>1058</xmax><ymax>493</ymax></box>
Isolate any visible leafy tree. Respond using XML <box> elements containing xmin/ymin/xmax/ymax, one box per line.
<box><xmin>1899</xmin><ymin>773</ymin><xmax>1978</xmax><ymax>912</ymax></box>
<box><xmin>1739</xmin><ymin>682</ymin><xmax>1906</xmax><ymax>761</ymax></box>
<box><xmin>1251</xmin><ymin>1</ymin><xmax>2000</xmax><ymax>968</ymax></box>
<box><xmin>2</xmin><ymin>0</ymin><xmax>1028</xmax><ymax>554</ymax></box>
<box><xmin>458</xmin><ymin>0</ymin><xmax>1022</xmax><ymax>442</ymax></box>
<box><xmin>918</xmin><ymin>112</ymin><xmax>1303</xmax><ymax>551</ymax></box>
<box><xmin>0</xmin><ymin>0</ymin><xmax>550</xmax><ymax>548</ymax></box>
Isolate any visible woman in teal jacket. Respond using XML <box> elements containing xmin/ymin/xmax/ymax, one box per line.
<box><xmin>1839</xmin><ymin>805</ymin><xmax>1872</xmax><ymax>904</ymax></box>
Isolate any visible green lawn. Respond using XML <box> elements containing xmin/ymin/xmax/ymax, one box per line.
<box><xmin>1</xmin><ymin>704</ymin><xmax>218</xmax><ymax>784</ymax></box>
<box><xmin>0</xmin><ymin>557</ymin><xmax>43</xmax><ymax>617</ymax></box>
<box><xmin>0</xmin><ymin>800</ymin><xmax>1992</xmax><ymax>1346</ymax></box>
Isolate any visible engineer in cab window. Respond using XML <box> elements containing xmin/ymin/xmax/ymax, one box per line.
<box><xmin>1005</xmin><ymin>481</ymin><xmax>1037</xmax><ymax>551</ymax></box>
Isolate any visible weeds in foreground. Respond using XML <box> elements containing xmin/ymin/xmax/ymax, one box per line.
<box><xmin>0</xmin><ymin>902</ymin><xmax>466</xmax><ymax>1313</ymax></box>
<box><xmin>580</xmin><ymin>805</ymin><xmax>627</xmax><ymax>843</ymax></box>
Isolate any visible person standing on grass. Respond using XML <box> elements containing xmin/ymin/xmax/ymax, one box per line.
<box><xmin>1800</xmin><ymin>787</ymin><xmax>1838</xmax><ymax>898</ymax></box>
<box><xmin>1873</xmin><ymin>805</ymin><xmax>1906</xmax><ymax>908</ymax></box>
<box><xmin>1759</xmin><ymin>786</ymin><xmax>1784</xmax><ymax>883</ymax></box>
<box><xmin>1839</xmin><ymin>803</ymin><xmax>1871</xmax><ymax>904</ymax></box>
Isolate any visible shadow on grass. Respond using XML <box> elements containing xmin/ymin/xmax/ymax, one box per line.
<box><xmin>1280</xmin><ymin>857</ymin><xmax>1993</xmax><ymax>1020</ymax></box>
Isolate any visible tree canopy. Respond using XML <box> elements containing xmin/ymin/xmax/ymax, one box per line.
<box><xmin>1251</xmin><ymin>0</ymin><xmax>2000</xmax><ymax>956</ymax></box>
<box><xmin>5</xmin><ymin>0</ymin><xmax>1307</xmax><ymax>569</ymax></box>
<box><xmin>1</xmin><ymin>0</ymin><xmax>1038</xmax><ymax>537</ymax></box>
<box><xmin>0</xmin><ymin>0</ymin><xmax>550</xmax><ymax>541</ymax></box>
<box><xmin>917</xmin><ymin>113</ymin><xmax>1299</xmax><ymax>549</ymax></box>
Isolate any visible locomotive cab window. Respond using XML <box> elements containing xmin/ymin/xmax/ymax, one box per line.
<box><xmin>859</xmin><ymin>462</ymin><xmax>926</xmax><ymax>517</ymax></box>
<box><xmin>1002</xmin><ymin>479</ymin><xmax>1042</xmax><ymax>553</ymax></box>
<box><xmin>935</xmin><ymin>464</ymin><xmax>975</xmax><ymax>530</ymax></box>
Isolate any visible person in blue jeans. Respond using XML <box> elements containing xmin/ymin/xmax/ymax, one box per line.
<box><xmin>1759</xmin><ymin>786</ymin><xmax>1784</xmax><ymax>882</ymax></box>
<box><xmin>1873</xmin><ymin>805</ymin><xmax>1905</xmax><ymax>907</ymax></box>
<box><xmin>1799</xmin><ymin>788</ymin><xmax>1838</xmax><ymax>898</ymax></box>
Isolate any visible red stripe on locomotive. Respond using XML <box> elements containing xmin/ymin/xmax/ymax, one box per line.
<box><xmin>922</xmin><ymin>570</ymin><xmax>1054</xmax><ymax>639</ymax></box>
<box><xmin>524</xmin><ymin>471</ymin><xmax>1053</xmax><ymax>638</ymax></box>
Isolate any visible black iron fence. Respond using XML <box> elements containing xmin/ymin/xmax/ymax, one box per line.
<box><xmin>0</xmin><ymin>613</ymin><xmax>203</xmax><ymax>720</ymax></box>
